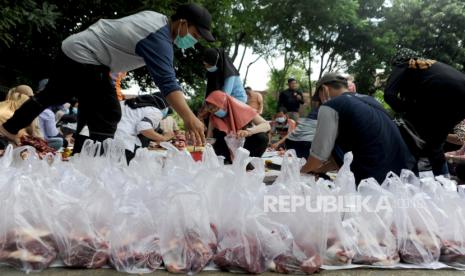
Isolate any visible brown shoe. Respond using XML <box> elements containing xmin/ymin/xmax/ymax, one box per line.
<box><xmin>0</xmin><ymin>125</ymin><xmax>20</xmax><ymax>145</ymax></box>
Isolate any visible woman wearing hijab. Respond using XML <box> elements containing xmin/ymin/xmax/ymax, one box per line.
<box><xmin>384</xmin><ymin>48</ymin><xmax>465</xmax><ymax>176</ymax></box>
<box><xmin>203</xmin><ymin>48</ymin><xmax>247</xmax><ymax>103</ymax></box>
<box><xmin>205</xmin><ymin>91</ymin><xmax>270</xmax><ymax>163</ymax></box>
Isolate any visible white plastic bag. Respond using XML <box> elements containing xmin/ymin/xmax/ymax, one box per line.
<box><xmin>212</xmin><ymin>148</ymin><xmax>290</xmax><ymax>274</ymax></box>
<box><xmin>416</xmin><ymin>174</ymin><xmax>465</xmax><ymax>267</ymax></box>
<box><xmin>159</xmin><ymin>187</ymin><xmax>215</xmax><ymax>274</ymax></box>
<box><xmin>0</xmin><ymin>175</ymin><xmax>57</xmax><ymax>272</ymax></box>
<box><xmin>351</xmin><ymin>178</ymin><xmax>399</xmax><ymax>265</ymax></box>
<box><xmin>50</xmin><ymin>190</ymin><xmax>109</xmax><ymax>268</ymax></box>
<box><xmin>382</xmin><ymin>172</ymin><xmax>441</xmax><ymax>265</ymax></box>
<box><xmin>265</xmin><ymin>150</ymin><xmax>323</xmax><ymax>274</ymax></box>
<box><xmin>224</xmin><ymin>133</ymin><xmax>245</xmax><ymax>159</ymax></box>
<box><xmin>109</xmin><ymin>186</ymin><xmax>162</xmax><ymax>274</ymax></box>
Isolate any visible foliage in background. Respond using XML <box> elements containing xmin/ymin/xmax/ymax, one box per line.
<box><xmin>1</xmin><ymin>0</ymin><xmax>465</xmax><ymax>112</ymax></box>
<box><xmin>373</xmin><ymin>90</ymin><xmax>394</xmax><ymax>116</ymax></box>
<box><xmin>262</xmin><ymin>93</ymin><xmax>277</xmax><ymax>120</ymax></box>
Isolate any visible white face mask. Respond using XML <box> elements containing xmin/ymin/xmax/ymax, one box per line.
<box><xmin>275</xmin><ymin>117</ymin><xmax>286</xmax><ymax>124</ymax></box>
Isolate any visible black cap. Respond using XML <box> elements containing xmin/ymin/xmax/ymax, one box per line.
<box><xmin>314</xmin><ymin>72</ymin><xmax>348</xmax><ymax>95</ymax></box>
<box><xmin>172</xmin><ymin>3</ymin><xmax>215</xmax><ymax>42</ymax></box>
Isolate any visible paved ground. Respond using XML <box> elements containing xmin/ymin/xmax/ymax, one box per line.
<box><xmin>0</xmin><ymin>268</ymin><xmax>463</xmax><ymax>275</ymax></box>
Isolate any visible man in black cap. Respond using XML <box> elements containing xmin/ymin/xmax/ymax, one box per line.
<box><xmin>301</xmin><ymin>72</ymin><xmax>416</xmax><ymax>184</ymax></box>
<box><xmin>0</xmin><ymin>3</ymin><xmax>214</xmax><ymax>151</ymax></box>
<box><xmin>277</xmin><ymin>78</ymin><xmax>304</xmax><ymax>121</ymax></box>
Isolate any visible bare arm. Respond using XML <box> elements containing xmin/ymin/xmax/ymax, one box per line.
<box><xmin>246</xmin><ymin>115</ymin><xmax>271</xmax><ymax>135</ymax></box>
<box><xmin>258</xmin><ymin>94</ymin><xmax>264</xmax><ymax>114</ymax></box>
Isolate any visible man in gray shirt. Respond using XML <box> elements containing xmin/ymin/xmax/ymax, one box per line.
<box><xmin>301</xmin><ymin>73</ymin><xmax>416</xmax><ymax>183</ymax></box>
<box><xmin>0</xmin><ymin>3</ymin><xmax>214</xmax><ymax>152</ymax></box>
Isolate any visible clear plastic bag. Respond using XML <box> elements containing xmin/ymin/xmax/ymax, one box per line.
<box><xmin>416</xmin><ymin>174</ymin><xmax>465</xmax><ymax>267</ymax></box>
<box><xmin>109</xmin><ymin>187</ymin><xmax>162</xmax><ymax>274</ymax></box>
<box><xmin>265</xmin><ymin>150</ymin><xmax>323</xmax><ymax>274</ymax></box>
<box><xmin>382</xmin><ymin>171</ymin><xmax>441</xmax><ymax>265</ymax></box>
<box><xmin>212</xmin><ymin>148</ymin><xmax>290</xmax><ymax>274</ymax></box>
<box><xmin>51</xmin><ymin>192</ymin><xmax>109</xmax><ymax>268</ymax></box>
<box><xmin>224</xmin><ymin>133</ymin><xmax>245</xmax><ymax>159</ymax></box>
<box><xmin>0</xmin><ymin>175</ymin><xmax>57</xmax><ymax>272</ymax></box>
<box><xmin>352</xmin><ymin>178</ymin><xmax>399</xmax><ymax>265</ymax></box>
<box><xmin>159</xmin><ymin>187</ymin><xmax>215</xmax><ymax>274</ymax></box>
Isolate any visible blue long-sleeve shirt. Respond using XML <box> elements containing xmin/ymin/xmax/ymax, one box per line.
<box><xmin>61</xmin><ymin>11</ymin><xmax>181</xmax><ymax>97</ymax></box>
<box><xmin>222</xmin><ymin>76</ymin><xmax>247</xmax><ymax>103</ymax></box>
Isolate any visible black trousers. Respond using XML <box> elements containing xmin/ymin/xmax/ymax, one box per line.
<box><xmin>213</xmin><ymin>129</ymin><xmax>269</xmax><ymax>163</ymax></box>
<box><xmin>285</xmin><ymin>139</ymin><xmax>312</xmax><ymax>159</ymax></box>
<box><xmin>4</xmin><ymin>52</ymin><xmax>121</xmax><ymax>154</ymax></box>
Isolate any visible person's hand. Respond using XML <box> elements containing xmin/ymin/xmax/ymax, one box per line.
<box><xmin>237</xmin><ymin>130</ymin><xmax>250</xmax><ymax>138</ymax></box>
<box><xmin>270</xmin><ymin>143</ymin><xmax>279</xmax><ymax>150</ymax></box>
<box><xmin>184</xmin><ymin>116</ymin><xmax>206</xmax><ymax>146</ymax></box>
<box><xmin>163</xmin><ymin>131</ymin><xmax>175</xmax><ymax>141</ymax></box>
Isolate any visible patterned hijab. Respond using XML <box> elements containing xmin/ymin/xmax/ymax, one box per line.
<box><xmin>390</xmin><ymin>48</ymin><xmax>436</xmax><ymax>69</ymax></box>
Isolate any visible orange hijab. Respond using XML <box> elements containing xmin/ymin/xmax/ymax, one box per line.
<box><xmin>206</xmin><ymin>91</ymin><xmax>257</xmax><ymax>134</ymax></box>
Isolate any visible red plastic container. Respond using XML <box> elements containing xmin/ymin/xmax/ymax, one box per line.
<box><xmin>190</xmin><ymin>151</ymin><xmax>203</xmax><ymax>161</ymax></box>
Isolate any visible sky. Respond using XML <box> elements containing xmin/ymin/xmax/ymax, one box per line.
<box><xmin>232</xmin><ymin>45</ymin><xmax>325</xmax><ymax>91</ymax></box>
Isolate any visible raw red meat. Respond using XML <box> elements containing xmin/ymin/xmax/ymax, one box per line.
<box><xmin>163</xmin><ymin>230</ymin><xmax>213</xmax><ymax>274</ymax></box>
<box><xmin>398</xmin><ymin>231</ymin><xmax>441</xmax><ymax>264</ymax></box>
<box><xmin>110</xmin><ymin>237</ymin><xmax>162</xmax><ymax>272</ymax></box>
<box><xmin>0</xmin><ymin>229</ymin><xmax>57</xmax><ymax>272</ymax></box>
<box><xmin>213</xmin><ymin>233</ymin><xmax>267</xmax><ymax>274</ymax></box>
<box><xmin>112</xmin><ymin>250</ymin><xmax>162</xmax><ymax>271</ymax></box>
<box><xmin>273</xmin><ymin>253</ymin><xmax>321</xmax><ymax>274</ymax></box>
<box><xmin>20</xmin><ymin>136</ymin><xmax>56</xmax><ymax>158</ymax></box>
<box><xmin>440</xmin><ymin>240</ymin><xmax>465</xmax><ymax>264</ymax></box>
<box><xmin>324</xmin><ymin>236</ymin><xmax>354</xmax><ymax>265</ymax></box>
<box><xmin>60</xmin><ymin>236</ymin><xmax>109</xmax><ymax>268</ymax></box>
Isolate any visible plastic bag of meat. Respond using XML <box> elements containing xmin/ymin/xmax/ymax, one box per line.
<box><xmin>382</xmin><ymin>172</ymin><xmax>441</xmax><ymax>265</ymax></box>
<box><xmin>0</xmin><ymin>176</ymin><xmax>57</xmax><ymax>272</ymax></box>
<box><xmin>50</xmin><ymin>189</ymin><xmax>109</xmax><ymax>268</ymax></box>
<box><xmin>265</xmin><ymin>150</ymin><xmax>323</xmax><ymax>274</ymax></box>
<box><xmin>212</xmin><ymin>149</ymin><xmax>290</xmax><ymax>274</ymax></box>
<box><xmin>20</xmin><ymin>135</ymin><xmax>56</xmax><ymax>158</ymax></box>
<box><xmin>159</xmin><ymin>186</ymin><xmax>215</xmax><ymax>274</ymax></box>
<box><xmin>224</xmin><ymin>133</ymin><xmax>245</xmax><ymax>159</ymax></box>
<box><xmin>310</xmin><ymin>153</ymin><xmax>356</xmax><ymax>266</ymax></box>
<box><xmin>109</xmin><ymin>186</ymin><xmax>162</xmax><ymax>274</ymax></box>
<box><xmin>350</xmin><ymin>178</ymin><xmax>399</xmax><ymax>265</ymax></box>
<box><xmin>414</xmin><ymin>174</ymin><xmax>465</xmax><ymax>267</ymax></box>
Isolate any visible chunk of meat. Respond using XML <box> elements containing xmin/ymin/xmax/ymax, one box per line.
<box><xmin>60</xmin><ymin>236</ymin><xmax>109</xmax><ymax>268</ymax></box>
<box><xmin>0</xmin><ymin>229</ymin><xmax>57</xmax><ymax>272</ymax></box>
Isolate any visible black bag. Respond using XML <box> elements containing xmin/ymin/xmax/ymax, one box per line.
<box><xmin>348</xmin><ymin>93</ymin><xmax>426</xmax><ymax>157</ymax></box>
<box><xmin>393</xmin><ymin>117</ymin><xmax>426</xmax><ymax>157</ymax></box>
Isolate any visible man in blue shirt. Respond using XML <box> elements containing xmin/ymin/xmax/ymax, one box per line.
<box><xmin>0</xmin><ymin>3</ymin><xmax>214</xmax><ymax>152</ymax></box>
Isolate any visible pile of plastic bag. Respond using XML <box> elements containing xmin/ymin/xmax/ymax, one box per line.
<box><xmin>0</xmin><ymin>140</ymin><xmax>465</xmax><ymax>274</ymax></box>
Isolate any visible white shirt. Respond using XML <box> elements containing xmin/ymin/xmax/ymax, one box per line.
<box><xmin>114</xmin><ymin>102</ymin><xmax>163</xmax><ymax>151</ymax></box>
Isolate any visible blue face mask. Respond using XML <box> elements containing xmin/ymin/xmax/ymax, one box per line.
<box><xmin>214</xmin><ymin>109</ymin><xmax>227</xmax><ymax>118</ymax></box>
<box><xmin>174</xmin><ymin>23</ymin><xmax>198</xmax><ymax>50</ymax></box>
<box><xmin>161</xmin><ymin>108</ymin><xmax>169</xmax><ymax>118</ymax></box>
<box><xmin>206</xmin><ymin>65</ymin><xmax>218</xmax><ymax>72</ymax></box>
<box><xmin>72</xmin><ymin>107</ymin><xmax>78</xmax><ymax>114</ymax></box>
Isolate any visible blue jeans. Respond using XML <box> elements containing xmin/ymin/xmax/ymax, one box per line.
<box><xmin>46</xmin><ymin>137</ymin><xmax>63</xmax><ymax>150</ymax></box>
